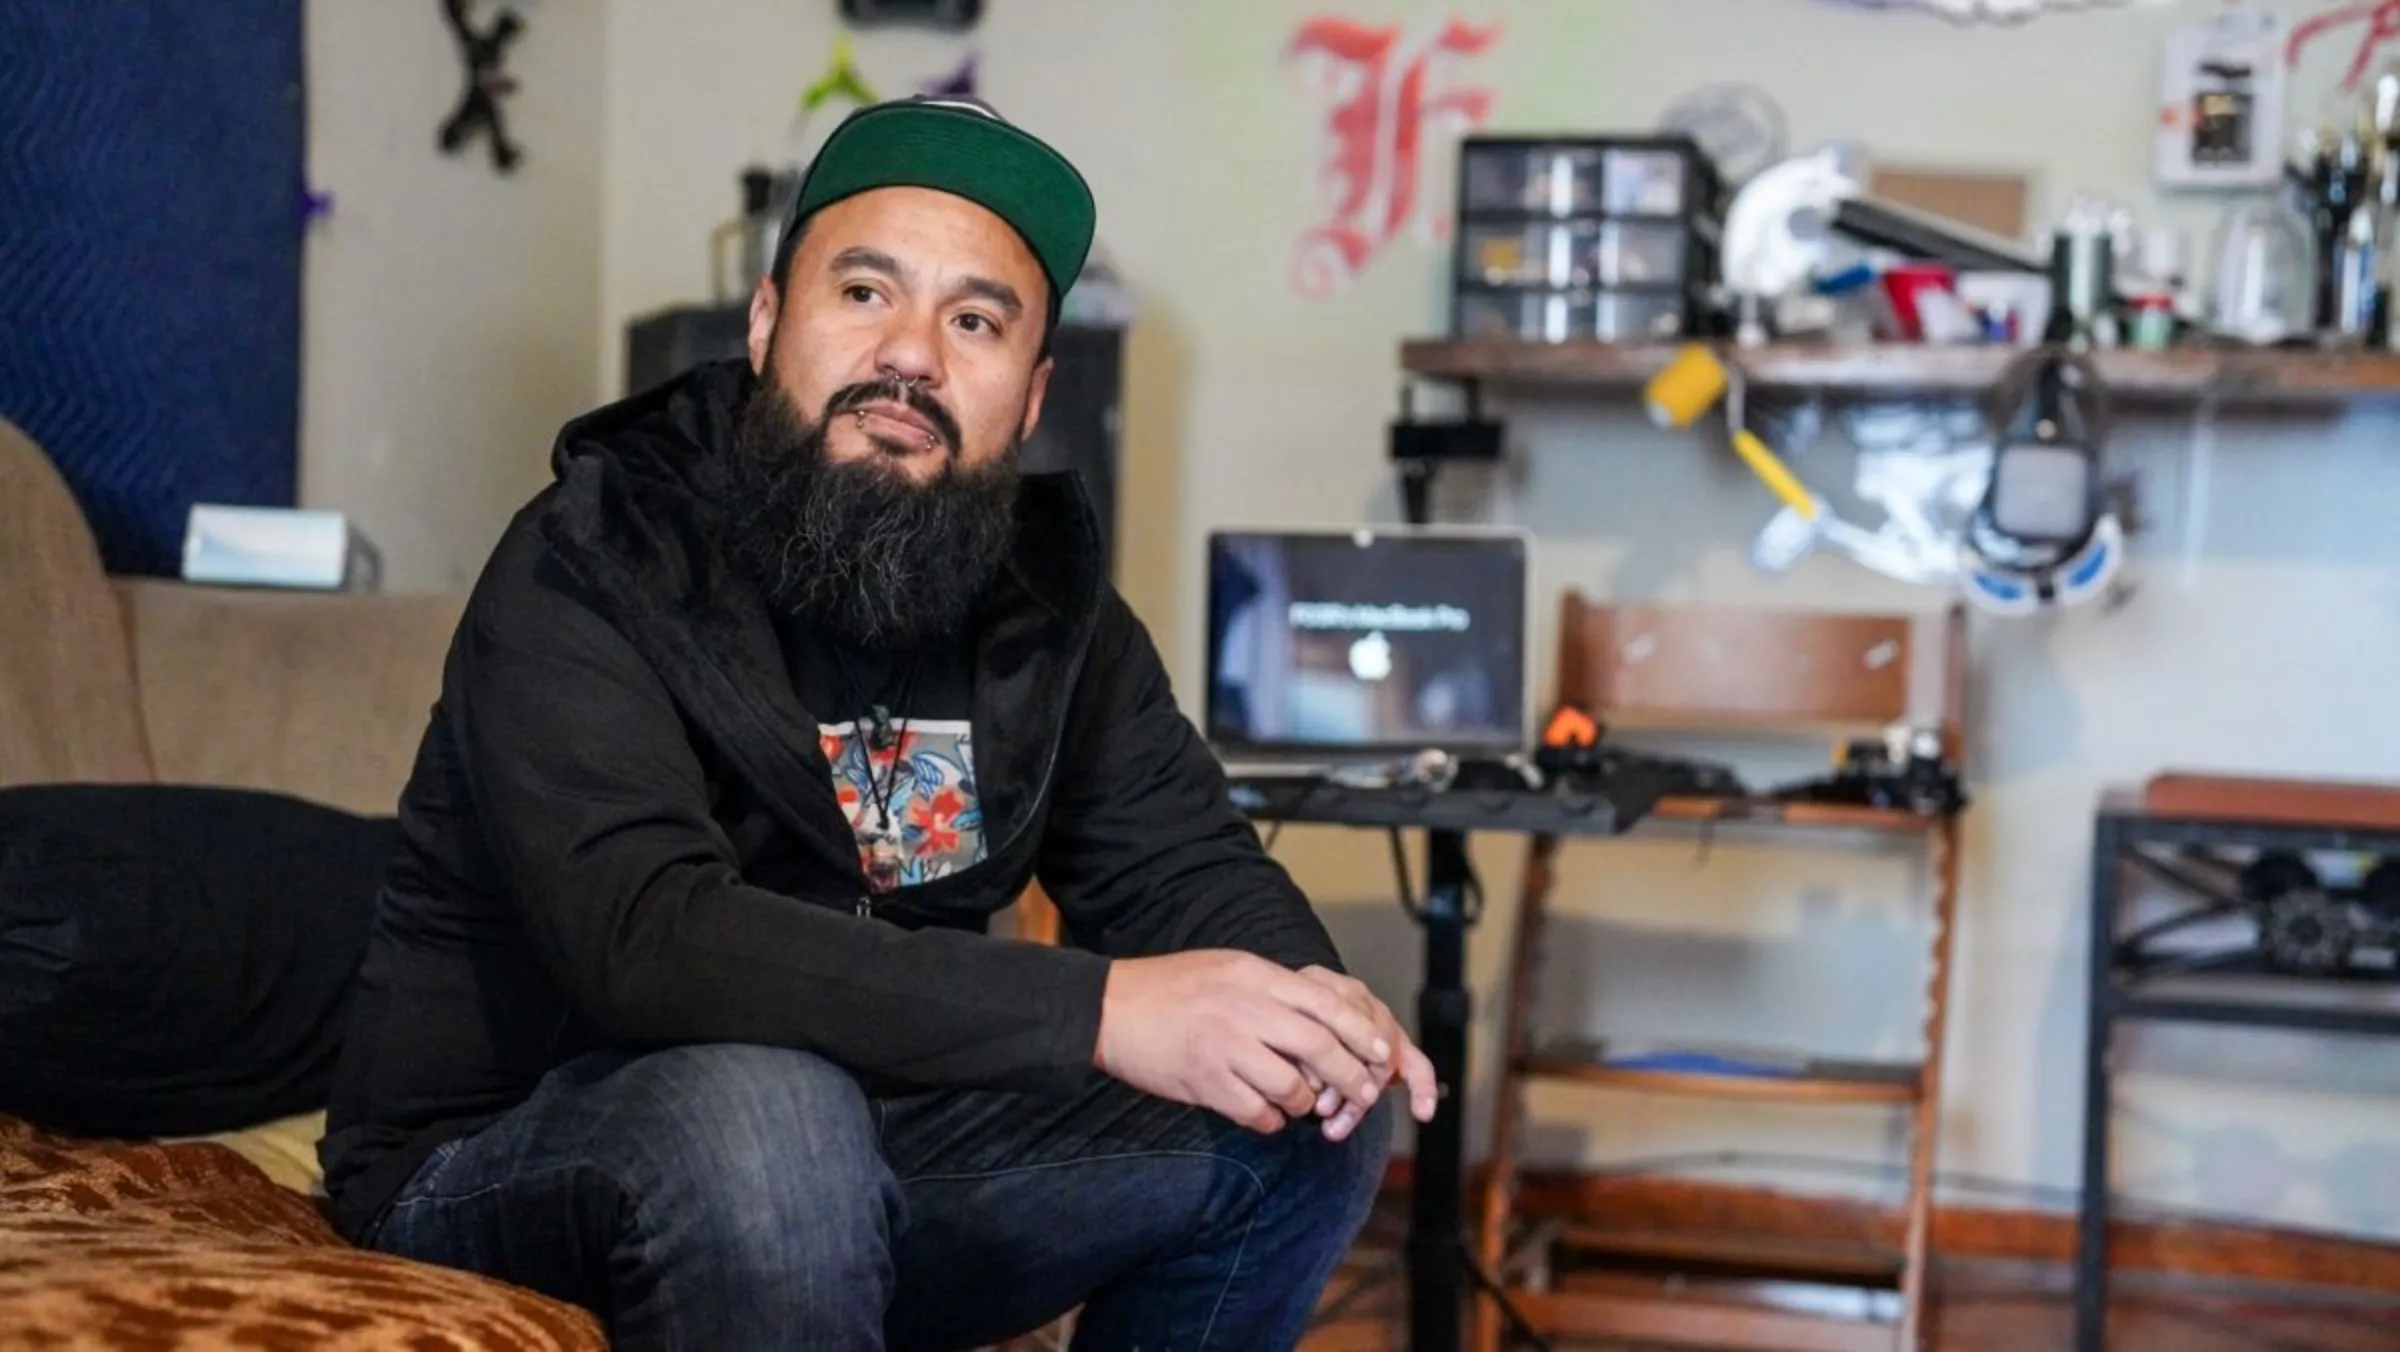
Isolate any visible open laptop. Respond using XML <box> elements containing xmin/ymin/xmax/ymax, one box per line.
<box><xmin>1202</xmin><ymin>524</ymin><xmax>1534</xmax><ymax>778</ymax></box>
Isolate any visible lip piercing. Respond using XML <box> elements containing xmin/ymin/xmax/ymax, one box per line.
<box><xmin>856</xmin><ymin>407</ymin><xmax>940</xmax><ymax>451</ymax></box>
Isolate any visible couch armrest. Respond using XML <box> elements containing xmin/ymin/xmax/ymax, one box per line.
<box><xmin>113</xmin><ymin>580</ymin><xmax>464</xmax><ymax>817</ymax></box>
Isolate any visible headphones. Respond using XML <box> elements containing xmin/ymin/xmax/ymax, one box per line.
<box><xmin>1960</xmin><ymin>345</ymin><xmax>2124</xmax><ymax>614</ymax></box>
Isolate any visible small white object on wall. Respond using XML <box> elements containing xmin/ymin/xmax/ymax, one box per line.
<box><xmin>2156</xmin><ymin>6</ymin><xmax>2287</xmax><ymax>190</ymax></box>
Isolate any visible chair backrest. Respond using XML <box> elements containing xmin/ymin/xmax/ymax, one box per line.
<box><xmin>0</xmin><ymin>418</ymin><xmax>153</xmax><ymax>787</ymax></box>
<box><xmin>1553</xmin><ymin>590</ymin><xmax>1967</xmax><ymax>757</ymax></box>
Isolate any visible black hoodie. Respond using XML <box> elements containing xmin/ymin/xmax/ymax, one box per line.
<box><xmin>317</xmin><ymin>360</ymin><xmax>1343</xmax><ymax>1243</ymax></box>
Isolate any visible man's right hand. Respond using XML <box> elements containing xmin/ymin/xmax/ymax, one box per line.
<box><xmin>1092</xmin><ymin>950</ymin><xmax>1407</xmax><ymax>1136</ymax></box>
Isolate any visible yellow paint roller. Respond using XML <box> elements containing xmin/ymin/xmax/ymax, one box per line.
<box><xmin>1642</xmin><ymin>344</ymin><xmax>1820</xmax><ymax>522</ymax></box>
<box><xmin>1729</xmin><ymin>427</ymin><xmax>1819</xmax><ymax>522</ymax></box>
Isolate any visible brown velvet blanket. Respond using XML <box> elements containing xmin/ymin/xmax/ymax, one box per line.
<box><xmin>0</xmin><ymin>1113</ymin><xmax>603</xmax><ymax>1350</ymax></box>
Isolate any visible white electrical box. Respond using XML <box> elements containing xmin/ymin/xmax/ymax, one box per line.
<box><xmin>2156</xmin><ymin>8</ymin><xmax>2286</xmax><ymax>190</ymax></box>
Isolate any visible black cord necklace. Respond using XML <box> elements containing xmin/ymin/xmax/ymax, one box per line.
<box><xmin>863</xmin><ymin>699</ymin><xmax>913</xmax><ymax>832</ymax></box>
<box><xmin>831</xmin><ymin>645</ymin><xmax>919</xmax><ymax>848</ymax></box>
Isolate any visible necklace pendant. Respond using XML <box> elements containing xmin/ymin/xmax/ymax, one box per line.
<box><xmin>862</xmin><ymin>828</ymin><xmax>905</xmax><ymax>892</ymax></box>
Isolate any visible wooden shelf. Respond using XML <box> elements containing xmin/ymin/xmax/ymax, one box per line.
<box><xmin>1399</xmin><ymin>337</ymin><xmax>2400</xmax><ymax>404</ymax></box>
<box><xmin>1552</xmin><ymin>1223</ymin><xmax>1905</xmax><ymax>1283</ymax></box>
<box><xmin>1520</xmin><ymin>1037</ymin><xmax>1924</xmax><ymax>1105</ymax></box>
<box><xmin>1509</xmin><ymin>1286</ymin><xmax>1898</xmax><ymax>1352</ymax></box>
<box><xmin>1649</xmin><ymin>795</ymin><xmax>1941</xmax><ymax>834</ymax></box>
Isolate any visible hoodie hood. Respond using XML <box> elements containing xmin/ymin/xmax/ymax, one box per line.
<box><xmin>543</xmin><ymin>359</ymin><xmax>755</xmax><ymax>628</ymax></box>
<box><xmin>549</xmin><ymin>357</ymin><xmax>750</xmax><ymax>494</ymax></box>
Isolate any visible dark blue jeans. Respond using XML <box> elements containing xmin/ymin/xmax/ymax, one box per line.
<box><xmin>365</xmin><ymin>1043</ymin><xmax>1392</xmax><ymax>1351</ymax></box>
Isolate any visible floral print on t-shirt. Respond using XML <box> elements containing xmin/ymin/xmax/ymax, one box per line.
<box><xmin>817</xmin><ymin>716</ymin><xmax>985</xmax><ymax>891</ymax></box>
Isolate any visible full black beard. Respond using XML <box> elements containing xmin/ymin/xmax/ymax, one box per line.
<box><xmin>721</xmin><ymin>371</ymin><xmax>1022</xmax><ymax>650</ymax></box>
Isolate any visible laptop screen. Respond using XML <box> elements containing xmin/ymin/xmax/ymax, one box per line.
<box><xmin>1204</xmin><ymin>526</ymin><xmax>1531</xmax><ymax>757</ymax></box>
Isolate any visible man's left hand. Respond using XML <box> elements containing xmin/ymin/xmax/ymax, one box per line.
<box><xmin>1295</xmin><ymin>966</ymin><xmax>1438</xmax><ymax>1140</ymax></box>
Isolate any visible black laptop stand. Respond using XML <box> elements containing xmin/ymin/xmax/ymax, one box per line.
<box><xmin>1227</xmin><ymin>773</ymin><xmax>1668</xmax><ymax>1350</ymax></box>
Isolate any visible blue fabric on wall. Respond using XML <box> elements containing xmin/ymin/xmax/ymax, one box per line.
<box><xmin>0</xmin><ymin>3</ymin><xmax>305</xmax><ymax>576</ymax></box>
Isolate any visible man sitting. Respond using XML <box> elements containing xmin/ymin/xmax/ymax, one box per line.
<box><xmin>318</xmin><ymin>94</ymin><xmax>1436</xmax><ymax>1352</ymax></box>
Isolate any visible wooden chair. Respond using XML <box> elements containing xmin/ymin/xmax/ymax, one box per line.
<box><xmin>1013</xmin><ymin>884</ymin><xmax>1064</xmax><ymax>946</ymax></box>
<box><xmin>1473</xmin><ymin>592</ymin><xmax>1968</xmax><ymax>1352</ymax></box>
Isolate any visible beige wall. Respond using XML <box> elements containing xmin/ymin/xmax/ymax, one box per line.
<box><xmin>302</xmin><ymin>0</ymin><xmax>607</xmax><ymax>591</ymax></box>
<box><xmin>305</xmin><ymin>0</ymin><xmax>2400</xmax><ymax>1242</ymax></box>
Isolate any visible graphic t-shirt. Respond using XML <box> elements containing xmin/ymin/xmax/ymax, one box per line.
<box><xmin>781</xmin><ymin>618</ymin><xmax>985</xmax><ymax>893</ymax></box>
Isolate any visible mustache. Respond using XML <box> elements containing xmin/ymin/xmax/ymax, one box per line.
<box><xmin>823</xmin><ymin>377</ymin><xmax>963</xmax><ymax>453</ymax></box>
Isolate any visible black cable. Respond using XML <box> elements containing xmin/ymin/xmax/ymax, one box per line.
<box><xmin>1385</xmin><ymin>826</ymin><xmax>1417</xmax><ymax>914</ymax></box>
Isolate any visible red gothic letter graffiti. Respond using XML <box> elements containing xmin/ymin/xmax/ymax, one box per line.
<box><xmin>1284</xmin><ymin>15</ymin><xmax>1500</xmax><ymax>300</ymax></box>
<box><xmin>2288</xmin><ymin>0</ymin><xmax>2400</xmax><ymax>95</ymax></box>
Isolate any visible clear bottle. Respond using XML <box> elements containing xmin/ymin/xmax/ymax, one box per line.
<box><xmin>2309</xmin><ymin>116</ymin><xmax>2371</xmax><ymax>333</ymax></box>
<box><xmin>2325</xmin><ymin>101</ymin><xmax>2382</xmax><ymax>343</ymax></box>
<box><xmin>2332</xmin><ymin>181</ymin><xmax>2382</xmax><ymax>344</ymax></box>
<box><xmin>2208</xmin><ymin>197</ymin><xmax>2317</xmax><ymax>344</ymax></box>
<box><xmin>2377</xmin><ymin>145</ymin><xmax>2400</xmax><ymax>347</ymax></box>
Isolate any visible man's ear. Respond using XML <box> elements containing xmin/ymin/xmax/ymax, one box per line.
<box><xmin>746</xmin><ymin>275</ymin><xmax>780</xmax><ymax>374</ymax></box>
<box><xmin>1019</xmin><ymin>355</ymin><xmax>1054</xmax><ymax>443</ymax></box>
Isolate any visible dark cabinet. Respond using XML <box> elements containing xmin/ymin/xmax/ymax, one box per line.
<box><xmin>623</xmin><ymin>304</ymin><xmax>751</xmax><ymax>398</ymax></box>
<box><xmin>1020</xmin><ymin>324</ymin><xmax>1123</xmax><ymax>580</ymax></box>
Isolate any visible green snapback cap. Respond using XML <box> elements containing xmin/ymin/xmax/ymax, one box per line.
<box><xmin>779</xmin><ymin>95</ymin><xmax>1096</xmax><ymax>307</ymax></box>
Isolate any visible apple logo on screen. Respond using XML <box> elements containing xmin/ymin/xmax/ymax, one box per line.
<box><xmin>1349</xmin><ymin>630</ymin><xmax>1393</xmax><ymax>682</ymax></box>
